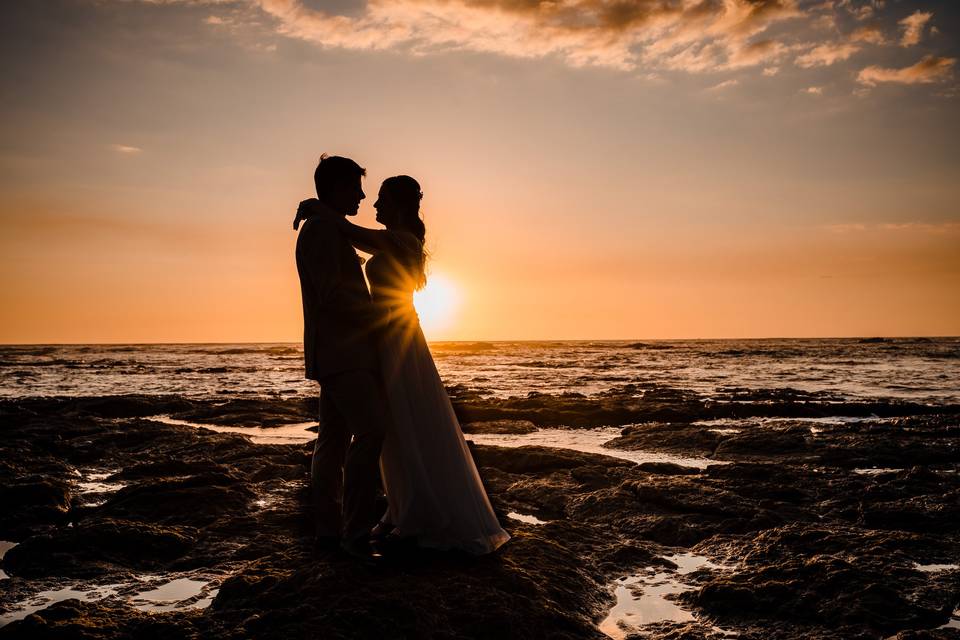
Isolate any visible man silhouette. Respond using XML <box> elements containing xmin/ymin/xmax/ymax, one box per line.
<box><xmin>295</xmin><ymin>154</ymin><xmax>389</xmax><ymax>560</ymax></box>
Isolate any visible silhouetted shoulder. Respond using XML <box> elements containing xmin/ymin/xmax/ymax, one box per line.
<box><xmin>386</xmin><ymin>230</ymin><xmax>421</xmax><ymax>255</ymax></box>
<box><xmin>297</xmin><ymin>217</ymin><xmax>342</xmax><ymax>249</ymax></box>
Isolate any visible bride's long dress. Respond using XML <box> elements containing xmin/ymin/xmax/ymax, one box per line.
<box><xmin>366</xmin><ymin>230</ymin><xmax>509</xmax><ymax>555</ymax></box>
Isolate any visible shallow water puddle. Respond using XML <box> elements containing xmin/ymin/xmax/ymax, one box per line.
<box><xmin>914</xmin><ymin>563</ymin><xmax>959</xmax><ymax>573</ymax></box>
<box><xmin>506</xmin><ymin>511</ymin><xmax>548</xmax><ymax>525</ymax></box>
<box><xmin>153</xmin><ymin>415</ymin><xmax>316</xmax><ymax>444</ymax></box>
<box><xmin>0</xmin><ymin>575</ymin><xmax>219</xmax><ymax>626</ymax></box>
<box><xmin>74</xmin><ymin>469</ymin><xmax>127</xmax><ymax>505</ymax></box>
<box><xmin>664</xmin><ymin>552</ymin><xmax>732</xmax><ymax>575</ymax></box>
<box><xmin>0</xmin><ymin>541</ymin><xmax>17</xmax><ymax>580</ymax></box>
<box><xmin>466</xmin><ymin>428</ymin><xmax>724</xmax><ymax>469</ymax></box>
<box><xmin>0</xmin><ymin>583</ymin><xmax>126</xmax><ymax>626</ymax></box>
<box><xmin>941</xmin><ymin>609</ymin><xmax>960</xmax><ymax>630</ymax></box>
<box><xmin>160</xmin><ymin>417</ymin><xmax>725</xmax><ymax>468</ymax></box>
<box><xmin>598</xmin><ymin>553</ymin><xmax>735</xmax><ymax>639</ymax></box>
<box><xmin>696</xmin><ymin>416</ymin><xmax>890</xmax><ymax>438</ymax></box>
<box><xmin>853</xmin><ymin>468</ymin><xmax>904</xmax><ymax>476</ymax></box>
<box><xmin>129</xmin><ymin>577</ymin><xmax>219</xmax><ymax>612</ymax></box>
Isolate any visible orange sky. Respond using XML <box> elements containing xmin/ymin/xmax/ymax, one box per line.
<box><xmin>1</xmin><ymin>0</ymin><xmax>958</xmax><ymax>342</ymax></box>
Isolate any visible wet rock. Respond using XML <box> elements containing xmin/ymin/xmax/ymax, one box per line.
<box><xmin>0</xmin><ymin>599</ymin><xmax>203</xmax><ymax>640</ymax></box>
<box><xmin>453</xmin><ymin>386</ymin><xmax>706</xmax><ymax>428</ymax></box>
<box><xmin>3</xmin><ymin>519</ymin><xmax>196</xmax><ymax>578</ymax></box>
<box><xmin>1</xmin><ymin>395</ymin><xmax>194</xmax><ymax>419</ymax></box>
<box><xmin>3</xmin><ymin>395</ymin><xmax>960</xmax><ymax>639</ymax></box>
<box><xmin>1</xmin><ymin>481</ymin><xmax>71</xmax><ymax>514</ymax></box>
<box><xmin>113</xmin><ymin>459</ymin><xmax>229</xmax><ymax>480</ymax></box>
<box><xmin>210</xmin><ymin>526</ymin><xmax>612</xmax><ymax>640</ymax></box>
<box><xmin>605</xmin><ymin>423</ymin><xmax>722</xmax><ymax>457</ymax></box>
<box><xmin>687</xmin><ymin>525</ymin><xmax>960</xmax><ymax>636</ymax></box>
<box><xmin>95</xmin><ymin>473</ymin><xmax>255</xmax><ymax>526</ymax></box>
<box><xmin>713</xmin><ymin>427</ymin><xmax>810</xmax><ymax>457</ymax></box>
<box><xmin>461</xmin><ymin>420</ymin><xmax>538</xmax><ymax>434</ymax></box>
<box><xmin>471</xmin><ymin>444</ymin><xmax>632</xmax><ymax>474</ymax></box>
<box><xmin>448</xmin><ymin>385</ymin><xmax>959</xmax><ymax>429</ymax></box>
<box><xmin>0</xmin><ymin>480</ymin><xmax>71</xmax><ymax>536</ymax></box>
<box><xmin>172</xmin><ymin>398</ymin><xmax>315</xmax><ymax>428</ymax></box>
<box><xmin>634</xmin><ymin>462</ymin><xmax>701</xmax><ymax>476</ymax></box>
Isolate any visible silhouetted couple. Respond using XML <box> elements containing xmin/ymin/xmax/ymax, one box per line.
<box><xmin>294</xmin><ymin>155</ymin><xmax>509</xmax><ymax>561</ymax></box>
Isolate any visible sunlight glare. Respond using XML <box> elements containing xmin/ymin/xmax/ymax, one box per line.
<box><xmin>414</xmin><ymin>273</ymin><xmax>461</xmax><ymax>337</ymax></box>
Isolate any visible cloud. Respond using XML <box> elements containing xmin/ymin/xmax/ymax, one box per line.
<box><xmin>857</xmin><ymin>55</ymin><xmax>955</xmax><ymax>86</ymax></box>
<box><xmin>878</xmin><ymin>222</ymin><xmax>960</xmax><ymax>234</ymax></box>
<box><xmin>804</xmin><ymin>86</ymin><xmax>823</xmax><ymax>94</ymax></box>
<box><xmin>254</xmin><ymin>0</ymin><xmax>803</xmax><ymax>73</ymax></box>
<box><xmin>112</xmin><ymin>0</ymin><xmax>956</xmax><ymax>93</ymax></box>
<box><xmin>823</xmin><ymin>223</ymin><xmax>868</xmax><ymax>233</ymax></box>
<box><xmin>899</xmin><ymin>10</ymin><xmax>932</xmax><ymax>47</ymax></box>
<box><xmin>849</xmin><ymin>24</ymin><xmax>886</xmax><ymax>45</ymax></box>
<box><xmin>839</xmin><ymin>0</ymin><xmax>885</xmax><ymax>21</ymax></box>
<box><xmin>131</xmin><ymin>0</ymin><xmax>236</xmax><ymax>4</ymax></box>
<box><xmin>111</xmin><ymin>144</ymin><xmax>143</xmax><ymax>154</ymax></box>
<box><xmin>824</xmin><ymin>221</ymin><xmax>960</xmax><ymax>234</ymax></box>
<box><xmin>795</xmin><ymin>42</ymin><xmax>859</xmax><ymax>68</ymax></box>
<box><xmin>707</xmin><ymin>79</ymin><xmax>739</xmax><ymax>91</ymax></box>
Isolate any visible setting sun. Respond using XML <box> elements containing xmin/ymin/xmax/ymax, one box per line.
<box><xmin>414</xmin><ymin>273</ymin><xmax>461</xmax><ymax>338</ymax></box>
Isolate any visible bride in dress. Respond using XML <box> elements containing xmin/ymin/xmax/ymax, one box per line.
<box><xmin>300</xmin><ymin>176</ymin><xmax>509</xmax><ymax>555</ymax></box>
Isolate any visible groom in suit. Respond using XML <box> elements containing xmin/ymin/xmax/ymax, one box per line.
<box><xmin>295</xmin><ymin>154</ymin><xmax>390</xmax><ymax>560</ymax></box>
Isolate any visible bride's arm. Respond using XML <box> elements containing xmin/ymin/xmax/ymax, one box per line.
<box><xmin>335</xmin><ymin>218</ymin><xmax>397</xmax><ymax>254</ymax></box>
<box><xmin>297</xmin><ymin>199</ymin><xmax>396</xmax><ymax>254</ymax></box>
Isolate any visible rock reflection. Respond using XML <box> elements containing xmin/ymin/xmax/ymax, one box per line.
<box><xmin>0</xmin><ymin>541</ymin><xmax>17</xmax><ymax>580</ymax></box>
<box><xmin>598</xmin><ymin>553</ymin><xmax>733</xmax><ymax>639</ymax></box>
<box><xmin>0</xmin><ymin>575</ymin><xmax>219</xmax><ymax>626</ymax></box>
<box><xmin>465</xmin><ymin>427</ymin><xmax>723</xmax><ymax>469</ymax></box>
<box><xmin>506</xmin><ymin>512</ymin><xmax>548</xmax><ymax>525</ymax></box>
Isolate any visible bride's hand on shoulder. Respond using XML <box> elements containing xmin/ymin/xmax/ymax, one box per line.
<box><xmin>294</xmin><ymin>198</ymin><xmax>340</xmax><ymax>229</ymax></box>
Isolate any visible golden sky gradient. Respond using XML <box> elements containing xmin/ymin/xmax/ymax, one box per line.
<box><xmin>1</xmin><ymin>0</ymin><xmax>958</xmax><ymax>342</ymax></box>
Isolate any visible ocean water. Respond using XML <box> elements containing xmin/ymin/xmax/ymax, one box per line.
<box><xmin>0</xmin><ymin>338</ymin><xmax>957</xmax><ymax>404</ymax></box>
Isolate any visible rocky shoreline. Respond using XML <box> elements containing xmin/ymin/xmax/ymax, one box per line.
<box><xmin>2</xmin><ymin>394</ymin><xmax>959</xmax><ymax>639</ymax></box>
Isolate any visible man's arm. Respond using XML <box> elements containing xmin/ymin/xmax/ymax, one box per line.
<box><xmin>297</xmin><ymin>218</ymin><xmax>342</xmax><ymax>305</ymax></box>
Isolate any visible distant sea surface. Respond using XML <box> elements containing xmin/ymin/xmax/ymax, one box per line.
<box><xmin>1</xmin><ymin>339</ymin><xmax>958</xmax><ymax>404</ymax></box>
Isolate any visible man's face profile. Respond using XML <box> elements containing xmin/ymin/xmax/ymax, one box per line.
<box><xmin>326</xmin><ymin>176</ymin><xmax>365</xmax><ymax>216</ymax></box>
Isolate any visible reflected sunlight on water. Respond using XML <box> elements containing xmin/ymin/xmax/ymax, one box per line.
<box><xmin>2</xmin><ymin>339</ymin><xmax>957</xmax><ymax>403</ymax></box>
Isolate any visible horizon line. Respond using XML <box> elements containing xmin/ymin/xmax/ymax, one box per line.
<box><xmin>1</xmin><ymin>335</ymin><xmax>957</xmax><ymax>347</ymax></box>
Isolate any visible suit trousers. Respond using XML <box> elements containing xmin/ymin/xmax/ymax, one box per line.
<box><xmin>312</xmin><ymin>368</ymin><xmax>390</xmax><ymax>542</ymax></box>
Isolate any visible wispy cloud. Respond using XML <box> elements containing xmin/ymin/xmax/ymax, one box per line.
<box><xmin>824</xmin><ymin>221</ymin><xmax>960</xmax><ymax>235</ymax></box>
<box><xmin>111</xmin><ymin>144</ymin><xmax>143</xmax><ymax>154</ymax></box>
<box><xmin>858</xmin><ymin>55</ymin><xmax>956</xmax><ymax>86</ymax></box>
<box><xmin>795</xmin><ymin>42</ymin><xmax>860</xmax><ymax>68</ymax></box>
<box><xmin>254</xmin><ymin>0</ymin><xmax>804</xmax><ymax>73</ymax></box>
<box><xmin>849</xmin><ymin>24</ymin><xmax>886</xmax><ymax>45</ymax></box>
<box><xmin>707</xmin><ymin>78</ymin><xmax>740</xmax><ymax>91</ymax></box>
<box><xmin>823</xmin><ymin>223</ymin><xmax>868</xmax><ymax>234</ymax></box>
<box><xmin>111</xmin><ymin>0</ymin><xmax>956</xmax><ymax>93</ymax></box>
<box><xmin>899</xmin><ymin>10</ymin><xmax>932</xmax><ymax>47</ymax></box>
<box><xmin>804</xmin><ymin>86</ymin><xmax>823</xmax><ymax>95</ymax></box>
<box><xmin>839</xmin><ymin>0</ymin><xmax>885</xmax><ymax>22</ymax></box>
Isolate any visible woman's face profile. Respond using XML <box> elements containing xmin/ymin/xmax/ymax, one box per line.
<box><xmin>374</xmin><ymin>185</ymin><xmax>400</xmax><ymax>227</ymax></box>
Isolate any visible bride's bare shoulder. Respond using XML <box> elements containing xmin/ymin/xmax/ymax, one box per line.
<box><xmin>389</xmin><ymin>230</ymin><xmax>422</xmax><ymax>253</ymax></box>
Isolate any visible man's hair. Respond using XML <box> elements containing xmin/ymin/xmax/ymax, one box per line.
<box><xmin>313</xmin><ymin>154</ymin><xmax>365</xmax><ymax>200</ymax></box>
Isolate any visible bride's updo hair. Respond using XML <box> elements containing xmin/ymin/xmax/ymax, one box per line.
<box><xmin>383</xmin><ymin>175</ymin><xmax>427</xmax><ymax>290</ymax></box>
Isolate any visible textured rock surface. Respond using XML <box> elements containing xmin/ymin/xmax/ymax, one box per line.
<box><xmin>1</xmin><ymin>396</ymin><xmax>959</xmax><ymax>639</ymax></box>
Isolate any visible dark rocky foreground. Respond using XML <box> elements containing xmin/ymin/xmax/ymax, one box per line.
<box><xmin>1</xmin><ymin>395</ymin><xmax>959</xmax><ymax>639</ymax></box>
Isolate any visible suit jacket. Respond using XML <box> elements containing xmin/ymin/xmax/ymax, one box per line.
<box><xmin>296</xmin><ymin>215</ymin><xmax>380</xmax><ymax>380</ymax></box>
